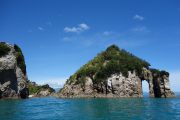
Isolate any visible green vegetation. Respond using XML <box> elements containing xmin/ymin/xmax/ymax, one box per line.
<box><xmin>14</xmin><ymin>44</ymin><xmax>26</xmax><ymax>74</ymax></box>
<box><xmin>0</xmin><ymin>42</ymin><xmax>10</xmax><ymax>57</ymax></box>
<box><xmin>67</xmin><ymin>44</ymin><xmax>151</xmax><ymax>85</ymax></box>
<box><xmin>150</xmin><ymin>68</ymin><xmax>169</xmax><ymax>77</ymax></box>
<box><xmin>28</xmin><ymin>82</ymin><xmax>55</xmax><ymax>95</ymax></box>
<box><xmin>0</xmin><ymin>43</ymin><xmax>27</xmax><ymax>75</ymax></box>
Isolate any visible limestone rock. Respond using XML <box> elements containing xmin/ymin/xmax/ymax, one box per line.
<box><xmin>58</xmin><ymin>45</ymin><xmax>174</xmax><ymax>98</ymax></box>
<box><xmin>59</xmin><ymin>69</ymin><xmax>174</xmax><ymax>98</ymax></box>
<box><xmin>27</xmin><ymin>81</ymin><xmax>55</xmax><ymax>97</ymax></box>
<box><xmin>0</xmin><ymin>42</ymin><xmax>29</xmax><ymax>99</ymax></box>
<box><xmin>38</xmin><ymin>90</ymin><xmax>51</xmax><ymax>97</ymax></box>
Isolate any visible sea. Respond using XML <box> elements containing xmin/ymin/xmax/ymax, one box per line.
<box><xmin>0</xmin><ymin>93</ymin><xmax>180</xmax><ymax>120</ymax></box>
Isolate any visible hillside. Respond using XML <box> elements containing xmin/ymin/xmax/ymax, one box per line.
<box><xmin>59</xmin><ymin>45</ymin><xmax>174</xmax><ymax>98</ymax></box>
<box><xmin>66</xmin><ymin>45</ymin><xmax>150</xmax><ymax>85</ymax></box>
<box><xmin>28</xmin><ymin>80</ymin><xmax>55</xmax><ymax>97</ymax></box>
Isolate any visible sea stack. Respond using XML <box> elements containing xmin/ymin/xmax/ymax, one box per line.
<box><xmin>59</xmin><ymin>45</ymin><xmax>174</xmax><ymax>98</ymax></box>
<box><xmin>0</xmin><ymin>42</ymin><xmax>29</xmax><ymax>98</ymax></box>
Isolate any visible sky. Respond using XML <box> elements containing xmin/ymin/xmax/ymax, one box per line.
<box><xmin>0</xmin><ymin>0</ymin><xmax>180</xmax><ymax>92</ymax></box>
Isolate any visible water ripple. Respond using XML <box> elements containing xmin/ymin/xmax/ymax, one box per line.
<box><xmin>0</xmin><ymin>97</ymin><xmax>180</xmax><ymax>120</ymax></box>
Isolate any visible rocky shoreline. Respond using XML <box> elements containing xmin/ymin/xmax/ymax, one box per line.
<box><xmin>58</xmin><ymin>45</ymin><xmax>175</xmax><ymax>98</ymax></box>
<box><xmin>0</xmin><ymin>43</ymin><xmax>175</xmax><ymax>99</ymax></box>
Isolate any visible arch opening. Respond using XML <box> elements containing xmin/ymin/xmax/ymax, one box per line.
<box><xmin>142</xmin><ymin>80</ymin><xmax>150</xmax><ymax>97</ymax></box>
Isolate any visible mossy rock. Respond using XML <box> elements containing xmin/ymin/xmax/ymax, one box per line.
<box><xmin>14</xmin><ymin>44</ymin><xmax>26</xmax><ymax>75</ymax></box>
<box><xmin>28</xmin><ymin>82</ymin><xmax>55</xmax><ymax>95</ymax></box>
<box><xmin>66</xmin><ymin>44</ymin><xmax>151</xmax><ymax>86</ymax></box>
<box><xmin>0</xmin><ymin>42</ymin><xmax>10</xmax><ymax>57</ymax></box>
<box><xmin>150</xmin><ymin>68</ymin><xmax>169</xmax><ymax>77</ymax></box>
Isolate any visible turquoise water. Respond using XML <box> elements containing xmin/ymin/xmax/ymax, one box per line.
<box><xmin>0</xmin><ymin>97</ymin><xmax>180</xmax><ymax>120</ymax></box>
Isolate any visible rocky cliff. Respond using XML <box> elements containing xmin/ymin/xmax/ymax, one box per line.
<box><xmin>59</xmin><ymin>45</ymin><xmax>174</xmax><ymax>98</ymax></box>
<box><xmin>27</xmin><ymin>80</ymin><xmax>55</xmax><ymax>97</ymax></box>
<box><xmin>0</xmin><ymin>42</ymin><xmax>29</xmax><ymax>98</ymax></box>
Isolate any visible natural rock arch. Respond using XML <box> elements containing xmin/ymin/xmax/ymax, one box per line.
<box><xmin>59</xmin><ymin>68</ymin><xmax>174</xmax><ymax>98</ymax></box>
<box><xmin>141</xmin><ymin>80</ymin><xmax>150</xmax><ymax>97</ymax></box>
<box><xmin>140</xmin><ymin>68</ymin><xmax>174</xmax><ymax>98</ymax></box>
<box><xmin>59</xmin><ymin>45</ymin><xmax>174</xmax><ymax>98</ymax></box>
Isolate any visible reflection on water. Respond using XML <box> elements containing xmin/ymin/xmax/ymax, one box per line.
<box><xmin>0</xmin><ymin>97</ymin><xmax>180</xmax><ymax>120</ymax></box>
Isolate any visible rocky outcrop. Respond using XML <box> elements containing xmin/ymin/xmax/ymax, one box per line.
<box><xmin>0</xmin><ymin>42</ymin><xmax>29</xmax><ymax>99</ymax></box>
<box><xmin>27</xmin><ymin>80</ymin><xmax>55</xmax><ymax>97</ymax></box>
<box><xmin>140</xmin><ymin>68</ymin><xmax>174</xmax><ymax>97</ymax></box>
<box><xmin>59</xmin><ymin>45</ymin><xmax>174</xmax><ymax>98</ymax></box>
<box><xmin>59</xmin><ymin>69</ymin><xmax>174</xmax><ymax>98</ymax></box>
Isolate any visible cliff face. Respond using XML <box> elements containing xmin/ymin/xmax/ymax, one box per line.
<box><xmin>27</xmin><ymin>80</ymin><xmax>55</xmax><ymax>97</ymax></box>
<box><xmin>59</xmin><ymin>45</ymin><xmax>174</xmax><ymax>98</ymax></box>
<box><xmin>0</xmin><ymin>42</ymin><xmax>29</xmax><ymax>98</ymax></box>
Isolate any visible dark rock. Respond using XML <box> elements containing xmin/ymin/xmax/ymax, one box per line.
<box><xmin>0</xmin><ymin>42</ymin><xmax>29</xmax><ymax>99</ymax></box>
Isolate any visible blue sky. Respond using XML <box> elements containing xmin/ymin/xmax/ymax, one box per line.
<box><xmin>0</xmin><ymin>0</ymin><xmax>180</xmax><ymax>92</ymax></box>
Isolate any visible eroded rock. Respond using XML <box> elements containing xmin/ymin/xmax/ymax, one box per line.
<box><xmin>59</xmin><ymin>69</ymin><xmax>174</xmax><ymax>98</ymax></box>
<box><xmin>58</xmin><ymin>45</ymin><xmax>174</xmax><ymax>98</ymax></box>
<box><xmin>0</xmin><ymin>42</ymin><xmax>29</xmax><ymax>99</ymax></box>
<box><xmin>27</xmin><ymin>81</ymin><xmax>55</xmax><ymax>97</ymax></box>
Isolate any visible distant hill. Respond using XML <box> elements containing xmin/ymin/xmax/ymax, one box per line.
<box><xmin>27</xmin><ymin>80</ymin><xmax>55</xmax><ymax>97</ymax></box>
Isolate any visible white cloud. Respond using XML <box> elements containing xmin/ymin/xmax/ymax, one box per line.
<box><xmin>64</xmin><ymin>23</ymin><xmax>90</xmax><ymax>33</ymax></box>
<box><xmin>133</xmin><ymin>14</ymin><xmax>144</xmax><ymax>21</ymax></box>
<box><xmin>132</xmin><ymin>26</ymin><xmax>149</xmax><ymax>32</ymax></box>
<box><xmin>169</xmin><ymin>71</ymin><xmax>180</xmax><ymax>92</ymax></box>
<box><xmin>38</xmin><ymin>27</ymin><xmax>44</xmax><ymax>31</ymax></box>
<box><xmin>103</xmin><ymin>31</ymin><xmax>112</xmax><ymax>36</ymax></box>
<box><xmin>61</xmin><ymin>29</ymin><xmax>147</xmax><ymax>48</ymax></box>
<box><xmin>36</xmin><ymin>77</ymin><xmax>67</xmax><ymax>88</ymax></box>
<box><xmin>79</xmin><ymin>23</ymin><xmax>89</xmax><ymax>30</ymax></box>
